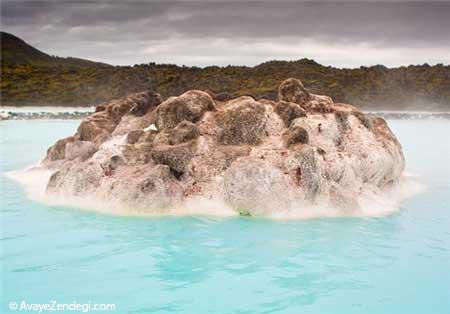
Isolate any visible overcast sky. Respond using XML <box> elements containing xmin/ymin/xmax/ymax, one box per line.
<box><xmin>1</xmin><ymin>1</ymin><xmax>449</xmax><ymax>68</ymax></box>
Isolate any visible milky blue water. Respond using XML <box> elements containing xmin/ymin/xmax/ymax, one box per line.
<box><xmin>1</xmin><ymin>119</ymin><xmax>449</xmax><ymax>313</ymax></box>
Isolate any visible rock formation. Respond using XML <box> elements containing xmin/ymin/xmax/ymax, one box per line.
<box><xmin>41</xmin><ymin>78</ymin><xmax>405</xmax><ymax>217</ymax></box>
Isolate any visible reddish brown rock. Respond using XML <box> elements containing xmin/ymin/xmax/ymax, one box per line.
<box><xmin>278</xmin><ymin>78</ymin><xmax>310</xmax><ymax>106</ymax></box>
<box><xmin>151</xmin><ymin>142</ymin><xmax>197</xmax><ymax>174</ymax></box>
<box><xmin>156</xmin><ymin>90</ymin><xmax>215</xmax><ymax>130</ymax></box>
<box><xmin>40</xmin><ymin>78</ymin><xmax>406</xmax><ymax>217</ymax></box>
<box><xmin>45</xmin><ymin>136</ymin><xmax>75</xmax><ymax>161</ymax></box>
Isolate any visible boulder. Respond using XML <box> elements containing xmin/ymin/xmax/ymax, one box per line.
<box><xmin>216</xmin><ymin>97</ymin><xmax>267</xmax><ymax>145</ymax></box>
<box><xmin>77</xmin><ymin>111</ymin><xmax>117</xmax><ymax>143</ymax></box>
<box><xmin>156</xmin><ymin>90</ymin><xmax>215</xmax><ymax>130</ymax></box>
<box><xmin>278</xmin><ymin>78</ymin><xmax>310</xmax><ymax>106</ymax></box>
<box><xmin>274</xmin><ymin>101</ymin><xmax>307</xmax><ymax>127</ymax></box>
<box><xmin>65</xmin><ymin>141</ymin><xmax>98</xmax><ymax>161</ymax></box>
<box><xmin>40</xmin><ymin>79</ymin><xmax>406</xmax><ymax>218</ymax></box>
<box><xmin>45</xmin><ymin>136</ymin><xmax>75</xmax><ymax>161</ymax></box>
<box><xmin>304</xmin><ymin>94</ymin><xmax>334</xmax><ymax>113</ymax></box>
<box><xmin>168</xmin><ymin>121</ymin><xmax>200</xmax><ymax>145</ymax></box>
<box><xmin>77</xmin><ymin>91</ymin><xmax>163</xmax><ymax>143</ymax></box>
<box><xmin>151</xmin><ymin>142</ymin><xmax>197</xmax><ymax>174</ymax></box>
<box><xmin>129</xmin><ymin>91</ymin><xmax>162</xmax><ymax>116</ymax></box>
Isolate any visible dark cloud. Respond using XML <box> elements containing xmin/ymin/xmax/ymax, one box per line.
<box><xmin>1</xmin><ymin>1</ymin><xmax>449</xmax><ymax>67</ymax></box>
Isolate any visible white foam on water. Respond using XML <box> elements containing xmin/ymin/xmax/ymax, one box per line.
<box><xmin>358</xmin><ymin>175</ymin><xmax>425</xmax><ymax>217</ymax></box>
<box><xmin>4</xmin><ymin>165</ymin><xmax>236</xmax><ymax>218</ymax></box>
<box><xmin>267</xmin><ymin>173</ymin><xmax>424</xmax><ymax>220</ymax></box>
<box><xmin>5</xmin><ymin>165</ymin><xmax>54</xmax><ymax>202</ymax></box>
<box><xmin>170</xmin><ymin>196</ymin><xmax>238</xmax><ymax>217</ymax></box>
<box><xmin>6</xmin><ymin>164</ymin><xmax>424</xmax><ymax>220</ymax></box>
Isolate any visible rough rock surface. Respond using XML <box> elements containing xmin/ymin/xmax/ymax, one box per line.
<box><xmin>41</xmin><ymin>78</ymin><xmax>405</xmax><ymax>217</ymax></box>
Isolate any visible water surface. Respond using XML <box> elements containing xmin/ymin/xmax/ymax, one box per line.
<box><xmin>1</xmin><ymin>119</ymin><xmax>449</xmax><ymax>313</ymax></box>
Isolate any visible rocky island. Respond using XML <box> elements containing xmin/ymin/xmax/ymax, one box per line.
<box><xmin>40</xmin><ymin>78</ymin><xmax>405</xmax><ymax>217</ymax></box>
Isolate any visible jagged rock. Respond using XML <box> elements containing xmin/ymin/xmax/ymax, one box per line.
<box><xmin>278</xmin><ymin>78</ymin><xmax>310</xmax><ymax>106</ymax></box>
<box><xmin>39</xmin><ymin>78</ymin><xmax>407</xmax><ymax>216</ymax></box>
<box><xmin>274</xmin><ymin>101</ymin><xmax>307</xmax><ymax>127</ymax></box>
<box><xmin>65</xmin><ymin>141</ymin><xmax>98</xmax><ymax>161</ymax></box>
<box><xmin>216</xmin><ymin>97</ymin><xmax>267</xmax><ymax>145</ymax></box>
<box><xmin>156</xmin><ymin>90</ymin><xmax>215</xmax><ymax>130</ymax></box>
<box><xmin>45</xmin><ymin>136</ymin><xmax>75</xmax><ymax>161</ymax></box>
<box><xmin>168</xmin><ymin>121</ymin><xmax>200</xmax><ymax>145</ymax></box>
<box><xmin>78</xmin><ymin>91</ymin><xmax>158</xmax><ymax>143</ymax></box>
<box><xmin>304</xmin><ymin>94</ymin><xmax>335</xmax><ymax>113</ymax></box>
<box><xmin>77</xmin><ymin>111</ymin><xmax>116</xmax><ymax>143</ymax></box>
<box><xmin>129</xmin><ymin>91</ymin><xmax>162</xmax><ymax>116</ymax></box>
<box><xmin>151</xmin><ymin>142</ymin><xmax>197</xmax><ymax>174</ymax></box>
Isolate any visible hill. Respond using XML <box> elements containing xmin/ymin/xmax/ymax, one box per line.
<box><xmin>1</xmin><ymin>32</ymin><xmax>109</xmax><ymax>68</ymax></box>
<box><xmin>1</xmin><ymin>32</ymin><xmax>449</xmax><ymax>110</ymax></box>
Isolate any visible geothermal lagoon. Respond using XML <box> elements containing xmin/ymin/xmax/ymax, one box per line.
<box><xmin>1</xmin><ymin>108</ymin><xmax>449</xmax><ymax>313</ymax></box>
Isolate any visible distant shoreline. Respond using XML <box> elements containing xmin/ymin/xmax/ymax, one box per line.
<box><xmin>2</xmin><ymin>104</ymin><xmax>450</xmax><ymax>113</ymax></box>
<box><xmin>2</xmin><ymin>106</ymin><xmax>450</xmax><ymax>121</ymax></box>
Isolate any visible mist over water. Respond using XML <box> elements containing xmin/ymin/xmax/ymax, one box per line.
<box><xmin>1</xmin><ymin>118</ymin><xmax>450</xmax><ymax>313</ymax></box>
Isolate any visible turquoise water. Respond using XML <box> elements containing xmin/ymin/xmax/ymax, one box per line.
<box><xmin>1</xmin><ymin>119</ymin><xmax>449</xmax><ymax>313</ymax></box>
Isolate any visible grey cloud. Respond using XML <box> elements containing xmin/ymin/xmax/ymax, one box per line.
<box><xmin>1</xmin><ymin>1</ymin><xmax>449</xmax><ymax>67</ymax></box>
